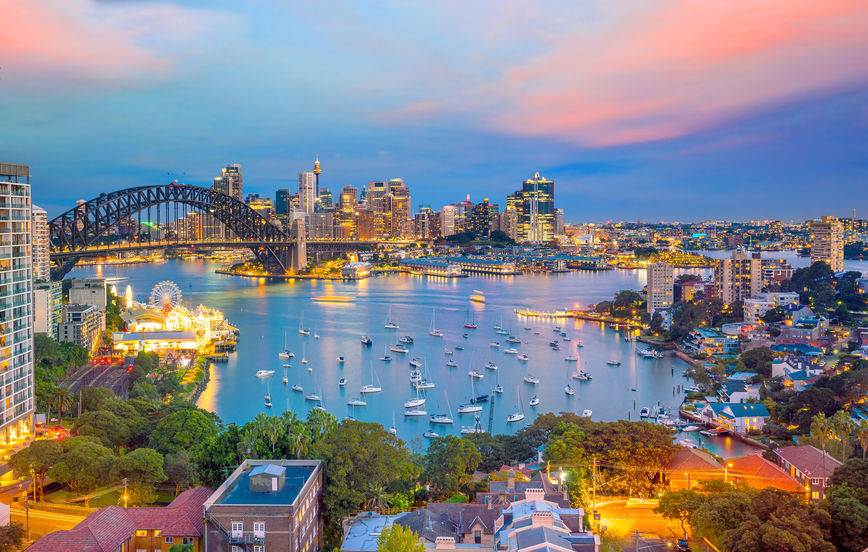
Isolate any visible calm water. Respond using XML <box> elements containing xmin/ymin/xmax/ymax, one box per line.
<box><xmin>71</xmin><ymin>251</ymin><xmax>868</xmax><ymax>457</ymax></box>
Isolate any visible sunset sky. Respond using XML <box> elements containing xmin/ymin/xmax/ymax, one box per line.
<box><xmin>2</xmin><ymin>0</ymin><xmax>867</xmax><ymax>220</ymax></box>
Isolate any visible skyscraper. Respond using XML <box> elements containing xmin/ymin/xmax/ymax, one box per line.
<box><xmin>275</xmin><ymin>189</ymin><xmax>293</xmax><ymax>226</ymax></box>
<box><xmin>0</xmin><ymin>162</ymin><xmax>34</xmax><ymax>443</ymax></box>
<box><xmin>213</xmin><ymin>163</ymin><xmax>243</xmax><ymax>200</ymax></box>
<box><xmin>715</xmin><ymin>250</ymin><xmax>762</xmax><ymax>305</ymax></box>
<box><xmin>298</xmin><ymin>171</ymin><xmax>316</xmax><ymax>216</ymax></box>
<box><xmin>31</xmin><ymin>204</ymin><xmax>50</xmax><ymax>282</ymax></box>
<box><xmin>470</xmin><ymin>198</ymin><xmax>499</xmax><ymax>237</ymax></box>
<box><xmin>809</xmin><ymin>216</ymin><xmax>844</xmax><ymax>272</ymax></box>
<box><xmin>516</xmin><ymin>172</ymin><xmax>555</xmax><ymax>243</ymax></box>
<box><xmin>646</xmin><ymin>262</ymin><xmax>674</xmax><ymax>313</ymax></box>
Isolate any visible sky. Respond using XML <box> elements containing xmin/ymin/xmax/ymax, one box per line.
<box><xmin>1</xmin><ymin>0</ymin><xmax>867</xmax><ymax>222</ymax></box>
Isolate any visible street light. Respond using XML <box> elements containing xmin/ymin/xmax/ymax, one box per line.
<box><xmin>724</xmin><ymin>462</ymin><xmax>733</xmax><ymax>483</ymax></box>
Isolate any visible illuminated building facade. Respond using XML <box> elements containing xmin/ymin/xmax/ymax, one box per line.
<box><xmin>470</xmin><ymin>199</ymin><xmax>499</xmax><ymax>237</ymax></box>
<box><xmin>516</xmin><ymin>173</ymin><xmax>555</xmax><ymax>243</ymax></box>
<box><xmin>31</xmin><ymin>204</ymin><xmax>50</xmax><ymax>282</ymax></box>
<box><xmin>715</xmin><ymin>250</ymin><xmax>762</xmax><ymax>305</ymax></box>
<box><xmin>809</xmin><ymin>215</ymin><xmax>844</xmax><ymax>272</ymax></box>
<box><xmin>299</xmin><ymin>171</ymin><xmax>316</xmax><ymax>216</ymax></box>
<box><xmin>646</xmin><ymin>262</ymin><xmax>674</xmax><ymax>313</ymax></box>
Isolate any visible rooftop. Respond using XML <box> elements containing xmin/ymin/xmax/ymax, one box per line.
<box><xmin>206</xmin><ymin>459</ymin><xmax>319</xmax><ymax>507</ymax></box>
<box><xmin>774</xmin><ymin>445</ymin><xmax>842</xmax><ymax>479</ymax></box>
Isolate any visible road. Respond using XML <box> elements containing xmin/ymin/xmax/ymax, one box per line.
<box><xmin>65</xmin><ymin>363</ymin><xmax>130</xmax><ymax>398</ymax></box>
<box><xmin>10</xmin><ymin>506</ymin><xmax>85</xmax><ymax>541</ymax></box>
<box><xmin>592</xmin><ymin>500</ymin><xmax>715</xmax><ymax>552</ymax></box>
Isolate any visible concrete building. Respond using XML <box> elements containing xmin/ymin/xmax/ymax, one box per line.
<box><xmin>810</xmin><ymin>215</ymin><xmax>844</xmax><ymax>272</ymax></box>
<box><xmin>744</xmin><ymin>297</ymin><xmax>774</xmax><ymax>324</ymax></box>
<box><xmin>203</xmin><ymin>459</ymin><xmax>322</xmax><ymax>552</ymax></box>
<box><xmin>0</xmin><ymin>162</ymin><xmax>35</xmax><ymax>444</ymax></box>
<box><xmin>772</xmin><ymin>445</ymin><xmax>841</xmax><ymax>502</ymax></box>
<box><xmin>646</xmin><ymin>262</ymin><xmax>674</xmax><ymax>313</ymax></box>
<box><xmin>68</xmin><ymin>278</ymin><xmax>108</xmax><ymax>311</ymax></box>
<box><xmin>715</xmin><ymin>250</ymin><xmax>762</xmax><ymax>305</ymax></box>
<box><xmin>59</xmin><ymin>303</ymin><xmax>104</xmax><ymax>352</ymax></box>
<box><xmin>299</xmin><ymin>171</ymin><xmax>316</xmax><ymax>216</ymax></box>
<box><xmin>34</xmin><ymin>281</ymin><xmax>62</xmax><ymax>339</ymax></box>
<box><xmin>31</xmin><ymin>204</ymin><xmax>50</xmax><ymax>282</ymax></box>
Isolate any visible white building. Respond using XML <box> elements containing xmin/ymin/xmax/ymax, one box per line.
<box><xmin>30</xmin><ymin>204</ymin><xmax>50</xmax><ymax>282</ymax></box>
<box><xmin>0</xmin><ymin>162</ymin><xmax>35</xmax><ymax>443</ymax></box>
<box><xmin>646</xmin><ymin>261</ymin><xmax>674</xmax><ymax>313</ymax></box>
<box><xmin>58</xmin><ymin>304</ymin><xmax>105</xmax><ymax>353</ymax></box>
<box><xmin>298</xmin><ymin>171</ymin><xmax>316</xmax><ymax>216</ymax></box>
<box><xmin>68</xmin><ymin>278</ymin><xmax>107</xmax><ymax>311</ymax></box>
<box><xmin>744</xmin><ymin>297</ymin><xmax>774</xmax><ymax>324</ymax></box>
<box><xmin>33</xmin><ymin>281</ymin><xmax>62</xmax><ymax>339</ymax></box>
<box><xmin>810</xmin><ymin>216</ymin><xmax>844</xmax><ymax>272</ymax></box>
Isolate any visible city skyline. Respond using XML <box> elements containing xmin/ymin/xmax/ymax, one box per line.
<box><xmin>4</xmin><ymin>2</ymin><xmax>868</xmax><ymax>220</ymax></box>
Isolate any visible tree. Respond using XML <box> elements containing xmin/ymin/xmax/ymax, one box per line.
<box><xmin>689</xmin><ymin>491</ymin><xmax>752</xmax><ymax>544</ymax></box>
<box><xmin>8</xmin><ymin>439</ymin><xmax>63</xmax><ymax>501</ymax></box>
<box><xmin>811</xmin><ymin>413</ymin><xmax>834</xmax><ymax>455</ymax></box>
<box><xmin>114</xmin><ymin>448</ymin><xmax>167</xmax><ymax>506</ymax></box>
<box><xmin>52</xmin><ymin>387</ymin><xmax>73</xmax><ymax>424</ymax></box>
<box><xmin>149</xmin><ymin>409</ymin><xmax>219</xmax><ymax>454</ymax></box>
<box><xmin>0</xmin><ymin>523</ymin><xmax>25</xmax><ymax>552</ymax></box>
<box><xmin>79</xmin><ymin>386</ymin><xmax>116</xmax><ymax>412</ymax></box>
<box><xmin>193</xmin><ymin>424</ymin><xmax>242</xmax><ymax>488</ymax></box>
<box><xmin>165</xmin><ymin>451</ymin><xmax>196</xmax><ymax>495</ymax></box>
<box><xmin>739</xmin><ymin>347</ymin><xmax>773</xmax><ymax>377</ymax></box>
<box><xmin>311</xmin><ymin>420</ymin><xmax>409</xmax><ymax>547</ymax></box>
<box><xmin>48</xmin><ymin>438</ymin><xmax>116</xmax><ymax>504</ymax></box>
<box><xmin>422</xmin><ymin>436</ymin><xmax>481</xmax><ymax>499</ymax></box>
<box><xmin>74</xmin><ymin>410</ymin><xmax>131</xmax><ymax>449</ymax></box>
<box><xmin>824</xmin><ymin>458</ymin><xmax>868</xmax><ymax>552</ymax></box>
<box><xmin>376</xmin><ymin>524</ymin><xmax>424</xmax><ymax>552</ymax></box>
<box><xmin>649</xmin><ymin>312</ymin><xmax>664</xmax><ymax>334</ymax></box>
<box><xmin>855</xmin><ymin>419</ymin><xmax>868</xmax><ymax>460</ymax></box>
<box><xmin>655</xmin><ymin>489</ymin><xmax>703</xmax><ymax>536</ymax></box>
<box><xmin>829</xmin><ymin>410</ymin><xmax>855</xmax><ymax>461</ymax></box>
<box><xmin>263</xmin><ymin>416</ymin><xmax>286</xmax><ymax>457</ymax></box>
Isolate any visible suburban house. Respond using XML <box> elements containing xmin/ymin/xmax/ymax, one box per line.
<box><xmin>476</xmin><ymin>470</ymin><xmax>568</xmax><ymax>507</ymax></box>
<box><xmin>28</xmin><ymin>486</ymin><xmax>213</xmax><ymax>552</ymax></box>
<box><xmin>497</xmin><ymin>490</ymin><xmax>598</xmax><ymax>552</ymax></box>
<box><xmin>772</xmin><ymin>445</ymin><xmax>842</xmax><ymax>502</ymax></box>
<box><xmin>726</xmin><ymin>454</ymin><xmax>802</xmax><ymax>494</ymax></box>
<box><xmin>700</xmin><ymin>402</ymin><xmax>770</xmax><ymax>434</ymax></box>
<box><xmin>682</xmin><ymin>328</ymin><xmax>739</xmax><ymax>357</ymax></box>
<box><xmin>724</xmin><ymin>372</ymin><xmax>761</xmax><ymax>403</ymax></box>
<box><xmin>663</xmin><ymin>447</ymin><xmax>722</xmax><ymax>490</ymax></box>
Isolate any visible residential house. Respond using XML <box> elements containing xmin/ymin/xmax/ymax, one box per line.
<box><xmin>29</xmin><ymin>486</ymin><xmax>213</xmax><ymax>552</ymax></box>
<box><xmin>772</xmin><ymin>445</ymin><xmax>842</xmax><ymax>502</ymax></box>
<box><xmin>700</xmin><ymin>402</ymin><xmax>770</xmax><ymax>434</ymax></box>
<box><xmin>476</xmin><ymin>470</ymin><xmax>568</xmax><ymax>508</ymax></box>
<box><xmin>497</xmin><ymin>490</ymin><xmax>598</xmax><ymax>552</ymax></box>
<box><xmin>726</xmin><ymin>454</ymin><xmax>802</xmax><ymax>494</ymax></box>
<box><xmin>682</xmin><ymin>328</ymin><xmax>739</xmax><ymax>357</ymax></box>
<box><xmin>663</xmin><ymin>447</ymin><xmax>722</xmax><ymax>490</ymax></box>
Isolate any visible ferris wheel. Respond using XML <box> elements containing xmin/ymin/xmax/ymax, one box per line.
<box><xmin>149</xmin><ymin>280</ymin><xmax>183</xmax><ymax>312</ymax></box>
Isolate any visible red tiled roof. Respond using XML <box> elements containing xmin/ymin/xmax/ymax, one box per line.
<box><xmin>664</xmin><ymin>447</ymin><xmax>722</xmax><ymax>475</ymax></box>
<box><xmin>28</xmin><ymin>486</ymin><xmax>214</xmax><ymax>552</ymax></box>
<box><xmin>774</xmin><ymin>445</ymin><xmax>842</xmax><ymax>479</ymax></box>
<box><xmin>727</xmin><ymin>454</ymin><xmax>803</xmax><ymax>493</ymax></box>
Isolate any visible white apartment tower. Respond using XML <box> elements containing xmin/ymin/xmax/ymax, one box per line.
<box><xmin>809</xmin><ymin>216</ymin><xmax>844</xmax><ymax>272</ymax></box>
<box><xmin>0</xmin><ymin>162</ymin><xmax>35</xmax><ymax>443</ymax></box>
<box><xmin>646</xmin><ymin>262</ymin><xmax>674</xmax><ymax>313</ymax></box>
<box><xmin>31</xmin><ymin>204</ymin><xmax>50</xmax><ymax>282</ymax></box>
<box><xmin>715</xmin><ymin>250</ymin><xmax>762</xmax><ymax>305</ymax></box>
<box><xmin>298</xmin><ymin>171</ymin><xmax>316</xmax><ymax>217</ymax></box>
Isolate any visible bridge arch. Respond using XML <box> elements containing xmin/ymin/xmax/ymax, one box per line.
<box><xmin>49</xmin><ymin>184</ymin><xmax>301</xmax><ymax>279</ymax></box>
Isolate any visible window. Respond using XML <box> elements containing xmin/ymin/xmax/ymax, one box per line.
<box><xmin>253</xmin><ymin>546</ymin><xmax>265</xmax><ymax>552</ymax></box>
<box><xmin>232</xmin><ymin>547</ymin><xmax>243</xmax><ymax>552</ymax></box>
<box><xmin>164</xmin><ymin>537</ymin><xmax>173</xmax><ymax>544</ymax></box>
<box><xmin>812</xmin><ymin>491</ymin><xmax>819</xmax><ymax>500</ymax></box>
<box><xmin>135</xmin><ymin>530</ymin><xmax>148</xmax><ymax>537</ymax></box>
<box><xmin>183</xmin><ymin>537</ymin><xmax>194</xmax><ymax>545</ymax></box>
<box><xmin>253</xmin><ymin>521</ymin><xmax>266</xmax><ymax>538</ymax></box>
<box><xmin>231</xmin><ymin>522</ymin><xmax>243</xmax><ymax>538</ymax></box>
<box><xmin>474</xmin><ymin>530</ymin><xmax>482</xmax><ymax>544</ymax></box>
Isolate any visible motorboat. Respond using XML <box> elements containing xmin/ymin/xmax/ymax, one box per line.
<box><xmin>283</xmin><ymin>363</ymin><xmax>292</xmax><ymax>368</ymax></box>
<box><xmin>469</xmin><ymin>290</ymin><xmax>486</xmax><ymax>303</ymax></box>
<box><xmin>404</xmin><ymin>408</ymin><xmax>427</xmax><ymax>417</ymax></box>
<box><xmin>607</xmin><ymin>360</ymin><xmax>621</xmax><ymax>366</ymax></box>
<box><xmin>468</xmin><ymin>370</ymin><xmax>484</xmax><ymax>379</ymax></box>
<box><xmin>360</xmin><ymin>384</ymin><xmax>382</xmax><ymax>394</ymax></box>
<box><xmin>414</xmin><ymin>380</ymin><xmax>435</xmax><ymax>390</ymax></box>
<box><xmin>379</xmin><ymin>355</ymin><xmax>392</xmax><ymax>362</ymax></box>
<box><xmin>637</xmin><ymin>348</ymin><xmax>663</xmax><ymax>359</ymax></box>
<box><xmin>485</xmin><ymin>361</ymin><xmax>498</xmax><ymax>371</ymax></box>
<box><xmin>399</xmin><ymin>335</ymin><xmax>414</xmax><ymax>344</ymax></box>
<box><xmin>463</xmin><ymin>333</ymin><xmax>469</xmax><ymax>339</ymax></box>
<box><xmin>264</xmin><ymin>399</ymin><xmax>272</xmax><ymax>408</ymax></box>
<box><xmin>301</xmin><ymin>357</ymin><xmax>308</xmax><ymax>365</ymax></box>
<box><xmin>338</xmin><ymin>378</ymin><xmax>347</xmax><ymax>386</ymax></box>
<box><xmin>304</xmin><ymin>392</ymin><xmax>321</xmax><ymax>402</ymax></box>
<box><xmin>639</xmin><ymin>407</ymin><xmax>650</xmax><ymax>418</ymax></box>
<box><xmin>489</xmin><ymin>342</ymin><xmax>500</xmax><ymax>348</ymax></box>
<box><xmin>457</xmin><ymin>403</ymin><xmax>483</xmax><ymax>414</ymax></box>
<box><xmin>409</xmin><ymin>358</ymin><xmax>422</xmax><ymax>368</ymax></box>
<box><xmin>255</xmin><ymin>369</ymin><xmax>275</xmax><ymax>378</ymax></box>
<box><xmin>361</xmin><ymin>336</ymin><xmax>373</xmax><ymax>346</ymax></box>
<box><xmin>505</xmin><ymin>336</ymin><xmax>521</xmax><ymax>344</ymax></box>
<box><xmin>460</xmin><ymin>426</ymin><xmax>486</xmax><ymax>434</ymax></box>
<box><xmin>553</xmin><ymin>326</ymin><xmax>561</xmax><ymax>333</ymax></box>
<box><xmin>564</xmin><ymin>356</ymin><xmax>579</xmax><ymax>362</ymax></box>
<box><xmin>456</xmin><ymin>345</ymin><xmax>465</xmax><ymax>351</ymax></box>
<box><xmin>529</xmin><ymin>395</ymin><xmax>539</xmax><ymax>406</ymax></box>
<box><xmin>446</xmin><ymin>360</ymin><xmax>458</xmax><ymax>367</ymax></box>
<box><xmin>313</xmin><ymin>332</ymin><xmax>320</xmax><ymax>339</ymax></box>
<box><xmin>503</xmin><ymin>348</ymin><xmax>518</xmax><ymax>354</ymax></box>
<box><xmin>517</xmin><ymin>354</ymin><xmax>529</xmax><ymax>362</ymax></box>
<box><xmin>444</xmin><ymin>349</ymin><xmax>453</xmax><ymax>356</ymax></box>
<box><xmin>581</xmin><ymin>409</ymin><xmax>593</xmax><ymax>418</ymax></box>
<box><xmin>470</xmin><ymin>394</ymin><xmax>489</xmax><ymax>404</ymax></box>
<box><xmin>464</xmin><ymin>322</ymin><xmax>478</xmax><ymax>329</ymax></box>
<box><xmin>523</xmin><ymin>374</ymin><xmax>540</xmax><ymax>384</ymax></box>
<box><xmin>292</xmin><ymin>384</ymin><xmax>303</xmax><ymax>392</ymax></box>
<box><xmin>299</xmin><ymin>328</ymin><xmax>310</xmax><ymax>336</ymax></box>
<box><xmin>337</xmin><ymin>356</ymin><xmax>345</xmax><ymax>364</ymax></box>
<box><xmin>390</xmin><ymin>344</ymin><xmax>409</xmax><ymax>354</ymax></box>
<box><xmin>564</xmin><ymin>385</ymin><xmax>575</xmax><ymax>396</ymax></box>
<box><xmin>409</xmin><ymin>369</ymin><xmax>422</xmax><ymax>383</ymax></box>
<box><xmin>423</xmin><ymin>430</ymin><xmax>440</xmax><ymax>439</ymax></box>
<box><xmin>549</xmin><ymin>341</ymin><xmax>559</xmax><ymax>347</ymax></box>
<box><xmin>562</xmin><ymin>336</ymin><xmax>571</xmax><ymax>342</ymax></box>
<box><xmin>494</xmin><ymin>384</ymin><xmax>503</xmax><ymax>394</ymax></box>
<box><xmin>347</xmin><ymin>398</ymin><xmax>367</xmax><ymax>407</ymax></box>
<box><xmin>506</xmin><ymin>412</ymin><xmax>525</xmax><ymax>423</ymax></box>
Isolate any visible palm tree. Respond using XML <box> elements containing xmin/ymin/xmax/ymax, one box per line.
<box><xmin>251</xmin><ymin>413</ymin><xmax>270</xmax><ymax>439</ymax></box>
<box><xmin>287</xmin><ymin>420</ymin><xmax>312</xmax><ymax>459</ymax></box>
<box><xmin>264</xmin><ymin>417</ymin><xmax>285</xmax><ymax>458</ymax></box>
<box><xmin>364</xmin><ymin>482</ymin><xmax>393</xmax><ymax>512</ymax></box>
<box><xmin>237</xmin><ymin>427</ymin><xmax>260</xmax><ymax>460</ymax></box>
<box><xmin>856</xmin><ymin>419</ymin><xmax>868</xmax><ymax>460</ymax></box>
<box><xmin>830</xmin><ymin>410</ymin><xmax>855</xmax><ymax>462</ymax></box>
<box><xmin>810</xmin><ymin>413</ymin><xmax>833</xmax><ymax>454</ymax></box>
<box><xmin>52</xmin><ymin>388</ymin><xmax>72</xmax><ymax>424</ymax></box>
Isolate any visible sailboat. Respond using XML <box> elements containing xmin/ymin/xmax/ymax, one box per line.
<box><xmin>457</xmin><ymin>378</ymin><xmax>483</xmax><ymax>413</ymax></box>
<box><xmin>461</xmin><ymin>414</ymin><xmax>486</xmax><ymax>434</ymax></box>
<box><xmin>429</xmin><ymin>308</ymin><xmax>443</xmax><ymax>337</ymax></box>
<box><xmin>384</xmin><ymin>306</ymin><xmax>399</xmax><ymax>329</ymax></box>
<box><xmin>429</xmin><ymin>391</ymin><xmax>454</xmax><ymax>424</ymax></box>
<box><xmin>463</xmin><ymin>310</ymin><xmax>478</xmax><ymax>329</ymax></box>
<box><xmin>389</xmin><ymin>412</ymin><xmax>397</xmax><ymax>435</ymax></box>
<box><xmin>360</xmin><ymin>362</ymin><xmax>382</xmax><ymax>393</ymax></box>
<box><xmin>494</xmin><ymin>370</ymin><xmax>503</xmax><ymax>394</ymax></box>
<box><xmin>347</xmin><ymin>396</ymin><xmax>367</xmax><ymax>407</ymax></box>
<box><xmin>278</xmin><ymin>331</ymin><xmax>293</xmax><ymax>360</ymax></box>
<box><xmin>282</xmin><ymin>366</ymin><xmax>289</xmax><ymax>385</ymax></box>
<box><xmin>298</xmin><ymin>313</ymin><xmax>310</xmax><ymax>335</ymax></box>
<box><xmin>301</xmin><ymin>343</ymin><xmax>308</xmax><ymax>365</ymax></box>
<box><xmin>507</xmin><ymin>386</ymin><xmax>525</xmax><ymax>423</ymax></box>
<box><xmin>414</xmin><ymin>357</ymin><xmax>436</xmax><ymax>390</ymax></box>
<box><xmin>264</xmin><ymin>383</ymin><xmax>272</xmax><ymax>407</ymax></box>
<box><xmin>404</xmin><ymin>387</ymin><xmax>426</xmax><ymax>408</ymax></box>
<box><xmin>379</xmin><ymin>347</ymin><xmax>392</xmax><ymax>362</ymax></box>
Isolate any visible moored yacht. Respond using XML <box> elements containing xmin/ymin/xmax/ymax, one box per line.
<box><xmin>255</xmin><ymin>369</ymin><xmax>275</xmax><ymax>378</ymax></box>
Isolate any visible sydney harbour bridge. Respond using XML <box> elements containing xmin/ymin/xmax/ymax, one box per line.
<box><xmin>48</xmin><ymin>183</ymin><xmax>415</xmax><ymax>280</ymax></box>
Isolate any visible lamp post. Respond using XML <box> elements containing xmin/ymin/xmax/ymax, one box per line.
<box><xmin>685</xmin><ymin>472</ymin><xmax>690</xmax><ymax>489</ymax></box>
<box><xmin>724</xmin><ymin>462</ymin><xmax>733</xmax><ymax>483</ymax></box>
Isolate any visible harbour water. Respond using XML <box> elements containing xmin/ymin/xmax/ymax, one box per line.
<box><xmin>71</xmin><ymin>254</ymin><xmax>865</xmax><ymax>456</ymax></box>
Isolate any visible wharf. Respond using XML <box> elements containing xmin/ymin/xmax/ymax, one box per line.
<box><xmin>515</xmin><ymin>308</ymin><xmax>644</xmax><ymax>329</ymax></box>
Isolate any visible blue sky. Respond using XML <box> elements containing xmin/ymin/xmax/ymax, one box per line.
<box><xmin>2</xmin><ymin>1</ymin><xmax>867</xmax><ymax>222</ymax></box>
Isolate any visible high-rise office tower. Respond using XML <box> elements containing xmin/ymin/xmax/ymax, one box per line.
<box><xmin>298</xmin><ymin>171</ymin><xmax>316</xmax><ymax>216</ymax></box>
<box><xmin>0</xmin><ymin>162</ymin><xmax>34</xmax><ymax>443</ymax></box>
<box><xmin>213</xmin><ymin>163</ymin><xmax>243</xmax><ymax>200</ymax></box>
<box><xmin>386</xmin><ymin>179</ymin><xmax>411</xmax><ymax>238</ymax></box>
<box><xmin>31</xmin><ymin>204</ymin><xmax>50</xmax><ymax>282</ymax></box>
<box><xmin>515</xmin><ymin>172</ymin><xmax>555</xmax><ymax>243</ymax></box>
<box><xmin>318</xmin><ymin>188</ymin><xmax>332</xmax><ymax>209</ymax></box>
<box><xmin>470</xmin><ymin>199</ymin><xmax>499</xmax><ymax>237</ymax></box>
<box><xmin>555</xmin><ymin>208</ymin><xmax>565</xmax><ymax>236</ymax></box>
<box><xmin>809</xmin><ymin>216</ymin><xmax>844</xmax><ymax>272</ymax></box>
<box><xmin>715</xmin><ymin>250</ymin><xmax>762</xmax><ymax>305</ymax></box>
<box><xmin>646</xmin><ymin>262</ymin><xmax>674</xmax><ymax>313</ymax></box>
<box><xmin>440</xmin><ymin>205</ymin><xmax>457</xmax><ymax>237</ymax></box>
<box><xmin>275</xmin><ymin>189</ymin><xmax>293</xmax><ymax>226</ymax></box>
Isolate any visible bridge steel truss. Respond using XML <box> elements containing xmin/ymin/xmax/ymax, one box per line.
<box><xmin>49</xmin><ymin>184</ymin><xmax>301</xmax><ymax>279</ymax></box>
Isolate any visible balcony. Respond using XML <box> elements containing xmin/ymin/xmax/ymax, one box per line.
<box><xmin>228</xmin><ymin>533</ymin><xmax>266</xmax><ymax>545</ymax></box>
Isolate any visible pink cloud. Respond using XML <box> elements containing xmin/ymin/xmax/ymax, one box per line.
<box><xmin>489</xmin><ymin>0</ymin><xmax>868</xmax><ymax>146</ymax></box>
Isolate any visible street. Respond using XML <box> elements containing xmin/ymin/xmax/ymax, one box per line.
<box><xmin>10</xmin><ymin>506</ymin><xmax>85</xmax><ymax>541</ymax></box>
<box><xmin>592</xmin><ymin>500</ymin><xmax>715</xmax><ymax>552</ymax></box>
